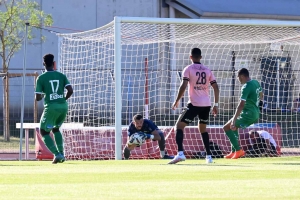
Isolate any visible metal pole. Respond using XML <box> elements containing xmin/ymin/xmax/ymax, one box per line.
<box><xmin>169</xmin><ymin>7</ymin><xmax>177</xmax><ymax>114</ymax></box>
<box><xmin>34</xmin><ymin>72</ymin><xmax>38</xmax><ymax>143</ymax></box>
<box><xmin>277</xmin><ymin>59</ymin><xmax>280</xmax><ymax>109</ymax></box>
<box><xmin>19</xmin><ymin>22</ymin><xmax>29</xmax><ymax>160</ymax></box>
<box><xmin>231</xmin><ymin>51</ymin><xmax>236</xmax><ymax>110</ymax></box>
<box><xmin>114</xmin><ymin>17</ymin><xmax>122</xmax><ymax>160</ymax></box>
<box><xmin>128</xmin><ymin>76</ymin><xmax>132</xmax><ymax>125</ymax></box>
<box><xmin>144</xmin><ymin>58</ymin><xmax>149</xmax><ymax>119</ymax></box>
<box><xmin>57</xmin><ymin>37</ymin><xmax>61</xmax><ymax>71</ymax></box>
<box><xmin>34</xmin><ymin>73</ymin><xmax>38</xmax><ymax>122</ymax></box>
<box><xmin>25</xmin><ymin>129</ymin><xmax>29</xmax><ymax>160</ymax></box>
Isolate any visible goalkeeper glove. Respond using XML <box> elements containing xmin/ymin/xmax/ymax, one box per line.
<box><xmin>138</xmin><ymin>132</ymin><xmax>153</xmax><ymax>140</ymax></box>
<box><xmin>138</xmin><ymin>132</ymin><xmax>147</xmax><ymax>140</ymax></box>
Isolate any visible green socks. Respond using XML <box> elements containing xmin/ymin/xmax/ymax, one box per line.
<box><xmin>225</xmin><ymin>130</ymin><xmax>241</xmax><ymax>152</ymax></box>
<box><xmin>42</xmin><ymin>135</ymin><xmax>59</xmax><ymax>155</ymax></box>
<box><xmin>53</xmin><ymin>131</ymin><xmax>64</xmax><ymax>154</ymax></box>
<box><xmin>42</xmin><ymin>132</ymin><xmax>64</xmax><ymax>156</ymax></box>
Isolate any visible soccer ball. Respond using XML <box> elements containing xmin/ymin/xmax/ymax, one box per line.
<box><xmin>129</xmin><ymin>132</ymin><xmax>146</xmax><ymax>146</ymax></box>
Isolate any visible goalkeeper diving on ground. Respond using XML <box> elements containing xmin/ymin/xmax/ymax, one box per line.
<box><xmin>123</xmin><ymin>114</ymin><xmax>174</xmax><ymax>159</ymax></box>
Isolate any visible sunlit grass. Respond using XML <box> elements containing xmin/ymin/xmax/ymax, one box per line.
<box><xmin>0</xmin><ymin>157</ymin><xmax>299</xmax><ymax>199</ymax></box>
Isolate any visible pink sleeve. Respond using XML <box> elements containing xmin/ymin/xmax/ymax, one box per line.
<box><xmin>209</xmin><ymin>70</ymin><xmax>216</xmax><ymax>84</ymax></box>
<box><xmin>182</xmin><ymin>67</ymin><xmax>189</xmax><ymax>81</ymax></box>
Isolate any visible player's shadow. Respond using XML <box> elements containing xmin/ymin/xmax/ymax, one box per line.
<box><xmin>62</xmin><ymin>162</ymin><xmax>83</xmax><ymax>165</ymax></box>
<box><xmin>272</xmin><ymin>162</ymin><xmax>300</xmax><ymax>166</ymax></box>
<box><xmin>0</xmin><ymin>164</ymin><xmax>39</xmax><ymax>166</ymax></box>
<box><xmin>158</xmin><ymin>163</ymin><xmax>251</xmax><ymax>167</ymax></box>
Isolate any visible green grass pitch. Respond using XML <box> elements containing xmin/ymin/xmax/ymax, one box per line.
<box><xmin>0</xmin><ymin>157</ymin><xmax>299</xmax><ymax>200</ymax></box>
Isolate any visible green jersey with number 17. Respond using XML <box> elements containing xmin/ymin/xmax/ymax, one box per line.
<box><xmin>240</xmin><ymin>79</ymin><xmax>262</xmax><ymax>113</ymax></box>
<box><xmin>35</xmin><ymin>71</ymin><xmax>71</xmax><ymax>107</ymax></box>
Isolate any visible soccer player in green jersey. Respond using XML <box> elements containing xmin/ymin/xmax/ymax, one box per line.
<box><xmin>223</xmin><ymin>68</ymin><xmax>263</xmax><ymax>159</ymax></box>
<box><xmin>35</xmin><ymin>54</ymin><xmax>73</xmax><ymax>164</ymax></box>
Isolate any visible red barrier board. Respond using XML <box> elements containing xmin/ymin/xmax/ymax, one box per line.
<box><xmin>35</xmin><ymin>123</ymin><xmax>281</xmax><ymax>160</ymax></box>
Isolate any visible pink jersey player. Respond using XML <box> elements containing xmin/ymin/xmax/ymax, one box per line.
<box><xmin>182</xmin><ymin>62</ymin><xmax>216</xmax><ymax>107</ymax></box>
<box><xmin>169</xmin><ymin>48</ymin><xmax>219</xmax><ymax>165</ymax></box>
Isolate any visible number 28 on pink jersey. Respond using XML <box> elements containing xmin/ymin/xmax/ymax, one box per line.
<box><xmin>182</xmin><ymin>63</ymin><xmax>216</xmax><ymax>107</ymax></box>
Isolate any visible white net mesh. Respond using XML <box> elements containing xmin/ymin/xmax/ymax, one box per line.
<box><xmin>57</xmin><ymin>18</ymin><xmax>300</xmax><ymax>160</ymax></box>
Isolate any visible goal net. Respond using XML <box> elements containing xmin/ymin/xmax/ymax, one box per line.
<box><xmin>57</xmin><ymin>17</ymin><xmax>300</xmax><ymax>160</ymax></box>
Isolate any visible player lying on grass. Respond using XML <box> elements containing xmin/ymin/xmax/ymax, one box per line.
<box><xmin>223</xmin><ymin>68</ymin><xmax>263</xmax><ymax>159</ymax></box>
<box><xmin>248</xmin><ymin>130</ymin><xmax>280</xmax><ymax>157</ymax></box>
<box><xmin>123</xmin><ymin>114</ymin><xmax>174</xmax><ymax>160</ymax></box>
<box><xmin>35</xmin><ymin>54</ymin><xmax>73</xmax><ymax>164</ymax></box>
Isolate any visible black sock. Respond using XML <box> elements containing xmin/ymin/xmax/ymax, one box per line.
<box><xmin>201</xmin><ymin>132</ymin><xmax>212</xmax><ymax>156</ymax></box>
<box><xmin>158</xmin><ymin>131</ymin><xmax>165</xmax><ymax>152</ymax></box>
<box><xmin>176</xmin><ymin>129</ymin><xmax>184</xmax><ymax>151</ymax></box>
<box><xmin>123</xmin><ymin>147</ymin><xmax>131</xmax><ymax>159</ymax></box>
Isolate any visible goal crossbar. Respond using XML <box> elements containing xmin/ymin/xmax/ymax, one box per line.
<box><xmin>117</xmin><ymin>17</ymin><xmax>300</xmax><ymax>27</ymax></box>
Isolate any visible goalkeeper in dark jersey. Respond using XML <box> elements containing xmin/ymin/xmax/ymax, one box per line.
<box><xmin>35</xmin><ymin>54</ymin><xmax>73</xmax><ymax>164</ymax></box>
<box><xmin>223</xmin><ymin>68</ymin><xmax>263</xmax><ymax>159</ymax></box>
<box><xmin>123</xmin><ymin>114</ymin><xmax>174</xmax><ymax>160</ymax></box>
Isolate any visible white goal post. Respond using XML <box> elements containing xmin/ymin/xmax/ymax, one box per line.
<box><xmin>56</xmin><ymin>17</ymin><xmax>300</xmax><ymax>160</ymax></box>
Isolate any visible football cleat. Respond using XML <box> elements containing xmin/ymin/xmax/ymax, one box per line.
<box><xmin>206</xmin><ymin>155</ymin><xmax>213</xmax><ymax>164</ymax></box>
<box><xmin>231</xmin><ymin>149</ymin><xmax>246</xmax><ymax>159</ymax></box>
<box><xmin>224</xmin><ymin>152</ymin><xmax>235</xmax><ymax>159</ymax></box>
<box><xmin>52</xmin><ymin>154</ymin><xmax>65</xmax><ymax>164</ymax></box>
<box><xmin>168</xmin><ymin>154</ymin><xmax>186</xmax><ymax>164</ymax></box>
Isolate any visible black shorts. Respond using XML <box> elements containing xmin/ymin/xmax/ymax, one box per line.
<box><xmin>178</xmin><ymin>103</ymin><xmax>211</xmax><ymax>124</ymax></box>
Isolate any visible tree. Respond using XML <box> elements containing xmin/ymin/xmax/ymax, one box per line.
<box><xmin>0</xmin><ymin>0</ymin><xmax>53</xmax><ymax>141</ymax></box>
